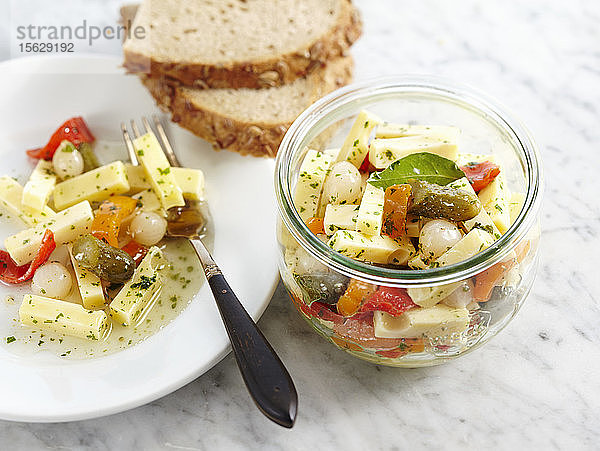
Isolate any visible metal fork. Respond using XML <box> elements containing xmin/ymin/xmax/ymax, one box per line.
<box><xmin>121</xmin><ymin>116</ymin><xmax>297</xmax><ymax>428</ymax></box>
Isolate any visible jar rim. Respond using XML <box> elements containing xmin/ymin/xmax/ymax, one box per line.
<box><xmin>275</xmin><ymin>75</ymin><xmax>543</xmax><ymax>287</ymax></box>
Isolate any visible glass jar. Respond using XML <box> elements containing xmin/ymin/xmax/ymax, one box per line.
<box><xmin>275</xmin><ymin>76</ymin><xmax>543</xmax><ymax>367</ymax></box>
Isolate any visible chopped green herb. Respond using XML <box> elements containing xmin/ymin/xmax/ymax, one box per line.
<box><xmin>131</xmin><ymin>274</ymin><xmax>157</xmax><ymax>290</ymax></box>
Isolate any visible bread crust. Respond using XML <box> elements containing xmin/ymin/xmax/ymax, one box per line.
<box><xmin>124</xmin><ymin>0</ymin><xmax>361</xmax><ymax>90</ymax></box>
<box><xmin>141</xmin><ymin>57</ymin><xmax>353</xmax><ymax>157</ymax></box>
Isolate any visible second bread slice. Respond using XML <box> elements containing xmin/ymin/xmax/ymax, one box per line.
<box><xmin>142</xmin><ymin>55</ymin><xmax>353</xmax><ymax>157</ymax></box>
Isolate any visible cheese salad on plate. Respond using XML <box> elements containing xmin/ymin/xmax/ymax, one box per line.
<box><xmin>0</xmin><ymin>117</ymin><xmax>207</xmax><ymax>358</ymax></box>
<box><xmin>280</xmin><ymin>110</ymin><xmax>533</xmax><ymax>362</ymax></box>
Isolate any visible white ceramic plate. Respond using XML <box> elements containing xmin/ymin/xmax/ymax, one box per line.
<box><xmin>0</xmin><ymin>55</ymin><xmax>278</xmax><ymax>422</ymax></box>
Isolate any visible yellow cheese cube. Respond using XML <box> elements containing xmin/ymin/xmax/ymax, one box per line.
<box><xmin>408</xmin><ymin>282</ymin><xmax>463</xmax><ymax>308</ymax></box>
<box><xmin>5</xmin><ymin>201</ymin><xmax>93</xmax><ymax>266</ymax></box>
<box><xmin>323</xmin><ymin>148</ymin><xmax>341</xmax><ymax>159</ymax></box>
<box><xmin>437</xmin><ymin>228</ymin><xmax>495</xmax><ymax>267</ymax></box>
<box><xmin>455</xmin><ymin>152</ymin><xmax>496</xmax><ymax>166</ymax></box>
<box><xmin>328</xmin><ymin>230</ymin><xmax>414</xmax><ymax>264</ymax></box>
<box><xmin>373</xmin><ymin>305</ymin><xmax>470</xmax><ymax>339</ymax></box>
<box><xmin>133</xmin><ymin>132</ymin><xmax>184</xmax><ymax>210</ymax></box>
<box><xmin>19</xmin><ymin>294</ymin><xmax>108</xmax><ymax>340</ymax></box>
<box><xmin>69</xmin><ymin>249</ymin><xmax>105</xmax><ymax>310</ymax></box>
<box><xmin>22</xmin><ymin>160</ymin><xmax>57</xmax><ymax>212</ymax></box>
<box><xmin>0</xmin><ymin>176</ymin><xmax>55</xmax><ymax>226</ymax></box>
<box><xmin>355</xmin><ymin>184</ymin><xmax>384</xmax><ymax>236</ymax></box>
<box><xmin>323</xmin><ymin>204</ymin><xmax>359</xmax><ymax>236</ymax></box>
<box><xmin>126</xmin><ymin>164</ymin><xmax>205</xmax><ymax>200</ymax></box>
<box><xmin>110</xmin><ymin>247</ymin><xmax>164</xmax><ymax>326</ymax></box>
<box><xmin>53</xmin><ymin>161</ymin><xmax>130</xmax><ymax>210</ymax></box>
<box><xmin>376</xmin><ymin>123</ymin><xmax>461</xmax><ymax>141</ymax></box>
<box><xmin>408</xmin><ymin>229</ymin><xmax>495</xmax><ymax>307</ymax></box>
<box><xmin>478</xmin><ymin>174</ymin><xmax>511</xmax><ymax>233</ymax></box>
<box><xmin>387</xmin><ymin>235</ymin><xmax>416</xmax><ymax>266</ymax></box>
<box><xmin>336</xmin><ymin>110</ymin><xmax>382</xmax><ymax>168</ymax></box>
<box><xmin>407</xmin><ymin>253</ymin><xmax>430</xmax><ymax>270</ymax></box>
<box><xmin>124</xmin><ymin>164</ymin><xmax>150</xmax><ymax>192</ymax></box>
<box><xmin>370</xmin><ymin>136</ymin><xmax>458</xmax><ymax>169</ymax></box>
<box><xmin>294</xmin><ymin>149</ymin><xmax>333</xmax><ymax>221</ymax></box>
<box><xmin>172</xmin><ymin>167</ymin><xmax>205</xmax><ymax>200</ymax></box>
<box><xmin>131</xmin><ymin>189</ymin><xmax>163</xmax><ymax>213</ymax></box>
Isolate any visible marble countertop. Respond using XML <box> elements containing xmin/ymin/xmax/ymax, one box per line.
<box><xmin>1</xmin><ymin>0</ymin><xmax>599</xmax><ymax>449</ymax></box>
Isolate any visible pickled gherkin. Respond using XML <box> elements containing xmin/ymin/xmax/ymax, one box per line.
<box><xmin>407</xmin><ymin>179</ymin><xmax>480</xmax><ymax>221</ymax></box>
<box><xmin>78</xmin><ymin>142</ymin><xmax>100</xmax><ymax>172</ymax></box>
<box><xmin>293</xmin><ymin>273</ymin><xmax>349</xmax><ymax>306</ymax></box>
<box><xmin>72</xmin><ymin>234</ymin><xmax>135</xmax><ymax>283</ymax></box>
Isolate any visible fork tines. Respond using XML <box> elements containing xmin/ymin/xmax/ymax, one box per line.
<box><xmin>120</xmin><ymin>115</ymin><xmax>181</xmax><ymax>168</ymax></box>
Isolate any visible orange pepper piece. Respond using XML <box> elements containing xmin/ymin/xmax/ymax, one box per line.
<box><xmin>306</xmin><ymin>217</ymin><xmax>325</xmax><ymax>235</ymax></box>
<box><xmin>337</xmin><ymin>278</ymin><xmax>377</xmax><ymax>317</ymax></box>
<box><xmin>91</xmin><ymin>196</ymin><xmax>137</xmax><ymax>247</ymax></box>
<box><xmin>515</xmin><ymin>240</ymin><xmax>531</xmax><ymax>263</ymax></box>
<box><xmin>382</xmin><ymin>184</ymin><xmax>411</xmax><ymax>239</ymax></box>
<box><xmin>330</xmin><ymin>335</ymin><xmax>363</xmax><ymax>352</ymax></box>
<box><xmin>474</xmin><ymin>239</ymin><xmax>532</xmax><ymax>303</ymax></box>
<box><xmin>376</xmin><ymin>338</ymin><xmax>425</xmax><ymax>358</ymax></box>
<box><xmin>473</xmin><ymin>258</ymin><xmax>516</xmax><ymax>303</ymax></box>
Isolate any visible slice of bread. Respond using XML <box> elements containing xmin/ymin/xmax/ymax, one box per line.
<box><xmin>123</xmin><ymin>0</ymin><xmax>361</xmax><ymax>89</ymax></box>
<box><xmin>142</xmin><ymin>55</ymin><xmax>353</xmax><ymax>157</ymax></box>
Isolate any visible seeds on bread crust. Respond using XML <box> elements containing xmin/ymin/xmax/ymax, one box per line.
<box><xmin>140</xmin><ymin>56</ymin><xmax>354</xmax><ymax>157</ymax></box>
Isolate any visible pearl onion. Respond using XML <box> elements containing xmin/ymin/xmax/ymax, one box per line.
<box><xmin>442</xmin><ymin>281</ymin><xmax>474</xmax><ymax>308</ymax></box>
<box><xmin>130</xmin><ymin>212</ymin><xmax>167</xmax><ymax>246</ymax></box>
<box><xmin>294</xmin><ymin>246</ymin><xmax>328</xmax><ymax>275</ymax></box>
<box><xmin>31</xmin><ymin>262</ymin><xmax>72</xmax><ymax>299</ymax></box>
<box><xmin>52</xmin><ymin>141</ymin><xmax>84</xmax><ymax>179</ymax></box>
<box><xmin>419</xmin><ymin>219</ymin><xmax>462</xmax><ymax>260</ymax></box>
<box><xmin>321</xmin><ymin>161</ymin><xmax>362</xmax><ymax>205</ymax></box>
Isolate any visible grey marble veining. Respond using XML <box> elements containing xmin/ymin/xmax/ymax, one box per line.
<box><xmin>1</xmin><ymin>0</ymin><xmax>599</xmax><ymax>449</ymax></box>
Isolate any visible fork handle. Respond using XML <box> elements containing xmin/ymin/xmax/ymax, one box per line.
<box><xmin>189</xmin><ymin>238</ymin><xmax>298</xmax><ymax>428</ymax></box>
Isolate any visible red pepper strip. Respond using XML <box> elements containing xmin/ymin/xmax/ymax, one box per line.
<box><xmin>0</xmin><ymin>230</ymin><xmax>56</xmax><ymax>284</ymax></box>
<box><xmin>26</xmin><ymin>117</ymin><xmax>95</xmax><ymax>160</ymax></box>
<box><xmin>121</xmin><ymin>240</ymin><xmax>148</xmax><ymax>266</ymax></box>
<box><xmin>459</xmin><ymin>160</ymin><xmax>501</xmax><ymax>192</ymax></box>
<box><xmin>358</xmin><ymin>151</ymin><xmax>377</xmax><ymax>173</ymax></box>
<box><xmin>360</xmin><ymin>286</ymin><xmax>417</xmax><ymax>317</ymax></box>
<box><xmin>359</xmin><ymin>154</ymin><xmax>371</xmax><ymax>172</ymax></box>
